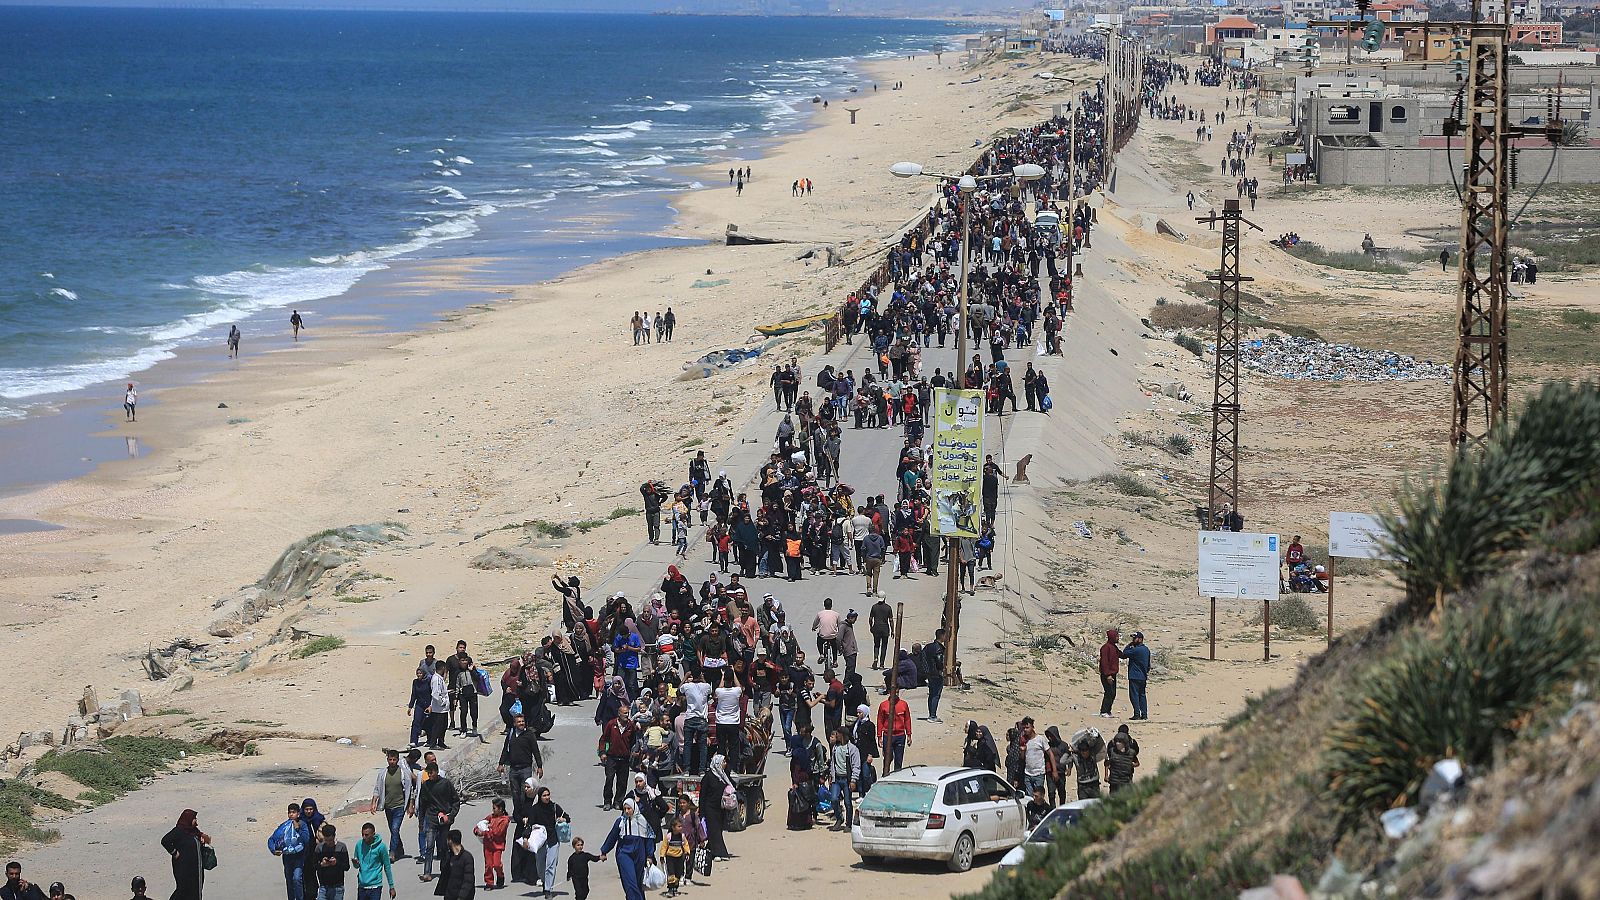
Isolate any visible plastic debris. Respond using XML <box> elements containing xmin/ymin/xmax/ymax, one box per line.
<box><xmin>1241</xmin><ymin>335</ymin><xmax>1449</xmax><ymax>382</ymax></box>
<box><xmin>1381</xmin><ymin>806</ymin><xmax>1420</xmax><ymax>839</ymax></box>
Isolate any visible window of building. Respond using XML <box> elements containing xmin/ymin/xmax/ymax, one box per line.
<box><xmin>1391</xmin><ymin>105</ymin><xmax>1407</xmax><ymax>122</ymax></box>
<box><xmin>1329</xmin><ymin>104</ymin><xmax>1360</xmax><ymax>122</ymax></box>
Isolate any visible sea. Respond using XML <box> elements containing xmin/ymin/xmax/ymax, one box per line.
<box><xmin>0</xmin><ymin>8</ymin><xmax>952</xmax><ymax>427</ymax></box>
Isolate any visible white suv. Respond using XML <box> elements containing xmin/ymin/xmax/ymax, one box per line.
<box><xmin>851</xmin><ymin>765</ymin><xmax>1027</xmax><ymax>872</ymax></box>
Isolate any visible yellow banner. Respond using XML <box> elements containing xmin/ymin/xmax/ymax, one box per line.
<box><xmin>931</xmin><ymin>388</ymin><xmax>984</xmax><ymax>538</ymax></box>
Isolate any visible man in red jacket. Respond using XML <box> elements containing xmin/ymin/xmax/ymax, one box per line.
<box><xmin>1098</xmin><ymin>629</ymin><xmax>1121</xmax><ymax>719</ymax></box>
<box><xmin>877</xmin><ymin>686</ymin><xmax>912</xmax><ymax>773</ymax></box>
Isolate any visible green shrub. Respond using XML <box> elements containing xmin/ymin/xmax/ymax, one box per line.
<box><xmin>1562</xmin><ymin>309</ymin><xmax>1600</xmax><ymax>331</ymax></box>
<box><xmin>608</xmin><ymin>507</ymin><xmax>640</xmax><ymax>520</ymax></box>
<box><xmin>1174</xmin><ymin>333</ymin><xmax>1205</xmax><ymax>357</ymax></box>
<box><xmin>1381</xmin><ymin>381</ymin><xmax>1600</xmax><ymax>615</ymax></box>
<box><xmin>0</xmin><ymin>781</ymin><xmax>72</xmax><ymax>848</ymax></box>
<box><xmin>1092</xmin><ymin>472</ymin><xmax>1161</xmax><ymax>498</ymax></box>
<box><xmin>573</xmin><ymin>519</ymin><xmax>609</xmax><ymax>534</ymax></box>
<box><xmin>1249</xmin><ymin>593</ymin><xmax>1321</xmax><ymax>633</ymax></box>
<box><xmin>1323</xmin><ymin>589</ymin><xmax>1594</xmax><ymax>830</ymax></box>
<box><xmin>1164</xmin><ymin>433</ymin><xmax>1195</xmax><ymax>456</ymax></box>
<box><xmin>295</xmin><ymin>635</ymin><xmax>345</xmax><ymax>658</ymax></box>
<box><xmin>36</xmin><ymin>736</ymin><xmax>208</xmax><ymax>798</ymax></box>
<box><xmin>1282</xmin><ymin>241</ymin><xmax>1409</xmax><ymax>274</ymax></box>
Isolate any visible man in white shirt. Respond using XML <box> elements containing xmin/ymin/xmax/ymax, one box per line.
<box><xmin>679</xmin><ymin>669</ymin><xmax>713</xmax><ymax>775</ymax></box>
<box><xmin>850</xmin><ymin>511</ymin><xmax>873</xmax><ymax>572</ymax></box>
<box><xmin>426</xmin><ymin>662</ymin><xmax>450</xmax><ymax>750</ymax></box>
<box><xmin>1020</xmin><ymin>716</ymin><xmax>1052</xmax><ymax>797</ymax></box>
<box><xmin>812</xmin><ymin>598</ymin><xmax>842</xmax><ymax>669</ymax></box>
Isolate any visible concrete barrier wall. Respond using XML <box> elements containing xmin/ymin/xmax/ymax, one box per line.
<box><xmin>1314</xmin><ymin>145</ymin><xmax>1600</xmax><ymax>185</ymax></box>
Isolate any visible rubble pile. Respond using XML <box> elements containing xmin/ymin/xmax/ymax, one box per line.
<box><xmin>1242</xmin><ymin>335</ymin><xmax>1449</xmax><ymax>382</ymax></box>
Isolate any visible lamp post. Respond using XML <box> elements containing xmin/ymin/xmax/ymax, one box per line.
<box><xmin>889</xmin><ymin>159</ymin><xmax>1045</xmax><ymax>685</ymax></box>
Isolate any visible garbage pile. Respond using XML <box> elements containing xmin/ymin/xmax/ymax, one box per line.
<box><xmin>1242</xmin><ymin>335</ymin><xmax>1449</xmax><ymax>382</ymax></box>
<box><xmin>678</xmin><ymin>345</ymin><xmax>771</xmax><ymax>381</ymax></box>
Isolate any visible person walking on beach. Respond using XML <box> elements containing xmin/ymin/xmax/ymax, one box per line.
<box><xmin>268</xmin><ymin>802</ymin><xmax>313</xmax><ymax>900</ymax></box>
<box><xmin>662</xmin><ymin>308</ymin><xmax>675</xmax><ymax>342</ymax></box>
<box><xmin>161</xmin><ymin>809</ymin><xmax>210</xmax><ymax>900</ymax></box>
<box><xmin>227</xmin><ymin>325</ymin><xmax>241</xmax><ymax>359</ymax></box>
<box><xmin>124</xmin><ymin>383</ymin><xmax>138</xmax><ymax>422</ymax></box>
<box><xmin>354</xmin><ymin>821</ymin><xmax>397</xmax><ymax>900</ymax></box>
<box><xmin>736</xmin><ymin>176</ymin><xmax>744</xmax><ymax>196</ymax></box>
<box><xmin>641</xmin><ymin>311</ymin><xmax>653</xmax><ymax>344</ymax></box>
<box><xmin>291</xmin><ymin>309</ymin><xmax>304</xmax><ymax>341</ymax></box>
<box><xmin>630</xmin><ymin>311</ymin><xmax>643</xmax><ymax>346</ymax></box>
<box><xmin>371</xmin><ymin>749</ymin><xmax>415</xmax><ymax>861</ymax></box>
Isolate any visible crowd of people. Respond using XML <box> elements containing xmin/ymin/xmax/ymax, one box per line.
<box><xmin>19</xmin><ymin>41</ymin><xmax>1191</xmax><ymax>900</ymax></box>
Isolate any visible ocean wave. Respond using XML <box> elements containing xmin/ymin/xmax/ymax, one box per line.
<box><xmin>427</xmin><ymin>185</ymin><xmax>468</xmax><ymax>201</ymax></box>
<box><xmin>622</xmin><ymin>155</ymin><xmax>671</xmax><ymax>167</ymax></box>
<box><xmin>450</xmin><ymin>156</ymin><xmax>474</xmax><ymax>165</ymax></box>
<box><xmin>557</xmin><ymin>131</ymin><xmax>632</xmax><ymax>142</ymax></box>
<box><xmin>48</xmin><ymin>288</ymin><xmax>79</xmax><ymax>301</ymax></box>
<box><xmin>0</xmin><ymin>345</ymin><xmax>177</xmax><ymax>401</ymax></box>
<box><xmin>642</xmin><ymin>102</ymin><xmax>691</xmax><ymax>112</ymax></box>
<box><xmin>549</xmin><ymin>147</ymin><xmax>619</xmax><ymax>157</ymax></box>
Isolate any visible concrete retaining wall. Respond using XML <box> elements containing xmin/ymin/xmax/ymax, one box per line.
<box><xmin>1314</xmin><ymin>144</ymin><xmax>1600</xmax><ymax>185</ymax></box>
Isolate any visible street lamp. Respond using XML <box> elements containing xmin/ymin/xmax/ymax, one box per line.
<box><xmin>889</xmin><ymin>158</ymin><xmax>1045</xmax><ymax>686</ymax></box>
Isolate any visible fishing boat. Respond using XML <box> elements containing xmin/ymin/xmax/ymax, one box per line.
<box><xmin>755</xmin><ymin>313</ymin><xmax>832</xmax><ymax>336</ymax></box>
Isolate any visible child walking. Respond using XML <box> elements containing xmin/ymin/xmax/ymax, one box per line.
<box><xmin>473</xmin><ymin>798</ymin><xmax>509</xmax><ymax>890</ymax></box>
<box><xmin>660</xmin><ymin>818</ymin><xmax>689</xmax><ymax>896</ymax></box>
<box><xmin>566</xmin><ymin>836</ymin><xmax>602</xmax><ymax>900</ymax></box>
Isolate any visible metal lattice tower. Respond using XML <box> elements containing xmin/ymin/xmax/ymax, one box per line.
<box><xmin>1199</xmin><ymin>200</ymin><xmax>1259</xmax><ymax>528</ymax></box>
<box><xmin>1450</xmin><ymin>24</ymin><xmax>1511</xmax><ymax>449</ymax></box>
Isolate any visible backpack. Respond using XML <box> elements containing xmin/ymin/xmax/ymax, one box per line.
<box><xmin>473</xmin><ymin>667</ymin><xmax>491</xmax><ymax>697</ymax></box>
<box><xmin>809</xmin><ymin>739</ymin><xmax>828</xmax><ymax>776</ymax></box>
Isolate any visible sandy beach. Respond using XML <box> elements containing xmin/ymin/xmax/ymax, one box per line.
<box><xmin>8</xmin><ymin>30</ymin><xmax>1600</xmax><ymax>900</ymax></box>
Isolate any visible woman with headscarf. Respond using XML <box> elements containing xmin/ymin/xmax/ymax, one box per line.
<box><xmin>547</xmin><ymin>630</ymin><xmax>580</xmax><ymax>707</ymax></box>
<box><xmin>299</xmin><ymin>798</ymin><xmax>326</xmax><ymax>834</ymax></box>
<box><xmin>499</xmin><ymin>660</ymin><xmax>524</xmax><ymax>728</ymax></box>
<box><xmin>698</xmin><ymin>754</ymin><xmax>733</xmax><ymax>863</ymax></box>
<box><xmin>568</xmin><ymin>626</ymin><xmax>596</xmax><ymax>702</ymax></box>
<box><xmin>521</xmin><ymin>785</ymin><xmax>568</xmax><ymax>895</ymax></box>
<box><xmin>598</xmin><ymin>797</ymin><xmax>656</xmax><ymax>900</ymax></box>
<box><xmin>674</xmin><ymin>795</ymin><xmax>704</xmax><ymax>886</ymax></box>
<box><xmin>594</xmin><ymin>675</ymin><xmax>628</xmax><ymax>727</ymax></box>
<box><xmin>161</xmin><ymin>808</ymin><xmax>210</xmax><ymax>900</ymax></box>
<box><xmin>851</xmin><ymin>704</ymin><xmax>879</xmax><ymax>792</ymax></box>
<box><xmin>553</xmin><ymin>575</ymin><xmax>586</xmax><ymax>632</ymax></box>
<box><xmin>963</xmin><ymin>721</ymin><xmax>1000</xmax><ymax>772</ymax></box>
<box><xmin>661</xmin><ymin>567</ymin><xmax>693</xmax><ymax>621</ymax></box>
<box><xmin>626</xmin><ymin>773</ymin><xmax>667</xmax><ymax>839</ymax></box>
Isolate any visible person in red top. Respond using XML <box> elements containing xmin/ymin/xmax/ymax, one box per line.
<box><xmin>877</xmin><ymin>683</ymin><xmax>912</xmax><ymax>773</ymax></box>
<box><xmin>1098</xmin><ymin>629</ymin><xmax>1121</xmax><ymax>719</ymax></box>
<box><xmin>474</xmin><ymin>798</ymin><xmax>510</xmax><ymax>890</ymax></box>
<box><xmin>1285</xmin><ymin>536</ymin><xmax>1305</xmax><ymax>570</ymax></box>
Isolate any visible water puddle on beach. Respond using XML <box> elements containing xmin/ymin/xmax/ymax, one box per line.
<box><xmin>0</xmin><ymin>519</ymin><xmax>65</xmax><ymax>535</ymax></box>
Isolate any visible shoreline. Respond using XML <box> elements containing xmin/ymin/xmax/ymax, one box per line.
<box><xmin>0</xmin><ymin>47</ymin><xmax>1072</xmax><ymax>730</ymax></box>
<box><xmin>0</xmin><ymin>28</ymin><xmax>961</xmax><ymax>505</ymax></box>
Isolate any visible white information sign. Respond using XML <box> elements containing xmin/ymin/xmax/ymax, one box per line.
<box><xmin>1197</xmin><ymin>531</ymin><xmax>1281</xmax><ymax>601</ymax></box>
<box><xmin>1328</xmin><ymin>512</ymin><xmax>1398</xmax><ymax>561</ymax></box>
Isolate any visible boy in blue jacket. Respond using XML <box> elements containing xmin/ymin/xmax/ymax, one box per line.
<box><xmin>267</xmin><ymin>802</ymin><xmax>314</xmax><ymax>900</ymax></box>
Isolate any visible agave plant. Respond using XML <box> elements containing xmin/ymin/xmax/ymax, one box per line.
<box><xmin>1379</xmin><ymin>382</ymin><xmax>1600</xmax><ymax>616</ymax></box>
<box><xmin>1323</xmin><ymin>589</ymin><xmax>1594</xmax><ymax>828</ymax></box>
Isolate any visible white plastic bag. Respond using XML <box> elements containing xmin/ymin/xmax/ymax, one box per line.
<box><xmin>517</xmin><ymin>824</ymin><xmax>548</xmax><ymax>854</ymax></box>
<box><xmin>643</xmin><ymin>863</ymin><xmax>668</xmax><ymax>890</ymax></box>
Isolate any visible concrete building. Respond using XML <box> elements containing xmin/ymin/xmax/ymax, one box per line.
<box><xmin>1296</xmin><ymin>75</ymin><xmax>1600</xmax><ymax>184</ymax></box>
<box><xmin>1207</xmin><ymin>15</ymin><xmax>1260</xmax><ymax>43</ymax></box>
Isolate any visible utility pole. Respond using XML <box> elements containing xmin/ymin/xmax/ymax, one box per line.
<box><xmin>1197</xmin><ymin>199</ymin><xmax>1262</xmax><ymax>660</ymax></box>
<box><xmin>883</xmin><ymin>602</ymin><xmax>905</xmax><ymax>768</ymax></box>
<box><xmin>1449</xmin><ymin>13</ymin><xmax>1514</xmax><ymax>450</ymax></box>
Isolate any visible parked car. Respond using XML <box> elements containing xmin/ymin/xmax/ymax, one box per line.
<box><xmin>851</xmin><ymin>765</ymin><xmax>1026</xmax><ymax>872</ymax></box>
<box><xmin>998</xmin><ymin>799</ymin><xmax>1100</xmax><ymax>871</ymax></box>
